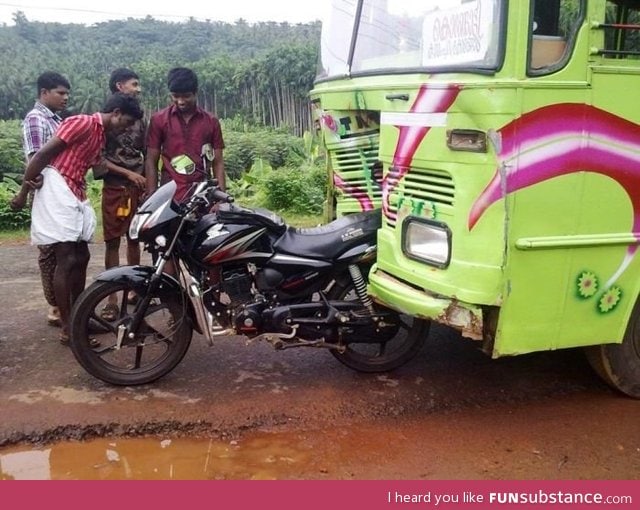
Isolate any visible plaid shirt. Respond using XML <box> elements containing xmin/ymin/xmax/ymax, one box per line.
<box><xmin>22</xmin><ymin>102</ymin><xmax>62</xmax><ymax>159</ymax></box>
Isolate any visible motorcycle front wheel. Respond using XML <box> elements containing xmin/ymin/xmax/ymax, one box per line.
<box><xmin>69</xmin><ymin>280</ymin><xmax>192</xmax><ymax>386</ymax></box>
<box><xmin>327</xmin><ymin>282</ymin><xmax>429</xmax><ymax>372</ymax></box>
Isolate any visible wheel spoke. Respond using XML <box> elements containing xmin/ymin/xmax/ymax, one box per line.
<box><xmin>397</xmin><ymin>318</ymin><xmax>411</xmax><ymax>332</ymax></box>
<box><xmin>89</xmin><ymin>311</ymin><xmax>117</xmax><ymax>333</ymax></box>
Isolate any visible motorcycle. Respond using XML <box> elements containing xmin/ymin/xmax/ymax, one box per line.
<box><xmin>69</xmin><ymin>177</ymin><xmax>429</xmax><ymax>385</ymax></box>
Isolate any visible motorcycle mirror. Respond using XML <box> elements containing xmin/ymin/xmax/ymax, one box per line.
<box><xmin>170</xmin><ymin>154</ymin><xmax>197</xmax><ymax>175</ymax></box>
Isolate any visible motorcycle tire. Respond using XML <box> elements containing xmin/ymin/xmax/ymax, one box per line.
<box><xmin>69</xmin><ymin>280</ymin><xmax>193</xmax><ymax>386</ymax></box>
<box><xmin>327</xmin><ymin>280</ymin><xmax>429</xmax><ymax>373</ymax></box>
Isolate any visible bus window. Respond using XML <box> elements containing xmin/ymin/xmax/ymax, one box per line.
<box><xmin>529</xmin><ymin>0</ymin><xmax>583</xmax><ymax>73</ymax></box>
<box><xmin>351</xmin><ymin>0</ymin><xmax>504</xmax><ymax>75</ymax></box>
<box><xmin>317</xmin><ymin>0</ymin><xmax>359</xmax><ymax>80</ymax></box>
<box><xmin>603</xmin><ymin>0</ymin><xmax>640</xmax><ymax>59</ymax></box>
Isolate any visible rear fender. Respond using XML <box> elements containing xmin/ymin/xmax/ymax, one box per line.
<box><xmin>95</xmin><ymin>265</ymin><xmax>203</xmax><ymax>334</ymax></box>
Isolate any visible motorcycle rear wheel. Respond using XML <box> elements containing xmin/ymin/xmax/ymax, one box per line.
<box><xmin>327</xmin><ymin>282</ymin><xmax>429</xmax><ymax>372</ymax></box>
<box><xmin>69</xmin><ymin>280</ymin><xmax>192</xmax><ymax>386</ymax></box>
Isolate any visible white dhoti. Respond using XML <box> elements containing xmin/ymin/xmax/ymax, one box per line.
<box><xmin>30</xmin><ymin>166</ymin><xmax>96</xmax><ymax>245</ymax></box>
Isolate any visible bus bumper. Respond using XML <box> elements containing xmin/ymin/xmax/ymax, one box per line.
<box><xmin>368</xmin><ymin>265</ymin><xmax>484</xmax><ymax>340</ymax></box>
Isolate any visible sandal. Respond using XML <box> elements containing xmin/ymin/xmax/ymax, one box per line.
<box><xmin>59</xmin><ymin>332</ymin><xmax>100</xmax><ymax>348</ymax></box>
<box><xmin>47</xmin><ymin>307</ymin><xmax>62</xmax><ymax>327</ymax></box>
<box><xmin>100</xmin><ymin>303</ymin><xmax>119</xmax><ymax>321</ymax></box>
<box><xmin>59</xmin><ymin>331</ymin><xmax>70</xmax><ymax>345</ymax></box>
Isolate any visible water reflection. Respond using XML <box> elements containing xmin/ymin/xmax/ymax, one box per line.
<box><xmin>0</xmin><ymin>434</ymin><xmax>315</xmax><ymax>480</ymax></box>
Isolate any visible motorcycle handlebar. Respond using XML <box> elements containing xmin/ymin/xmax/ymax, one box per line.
<box><xmin>208</xmin><ymin>188</ymin><xmax>234</xmax><ymax>204</ymax></box>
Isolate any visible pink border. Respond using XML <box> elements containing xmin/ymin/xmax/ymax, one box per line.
<box><xmin>4</xmin><ymin>480</ymin><xmax>639</xmax><ymax>509</ymax></box>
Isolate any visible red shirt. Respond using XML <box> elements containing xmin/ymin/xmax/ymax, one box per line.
<box><xmin>146</xmin><ymin>105</ymin><xmax>224</xmax><ymax>197</ymax></box>
<box><xmin>51</xmin><ymin>113</ymin><xmax>105</xmax><ymax>200</ymax></box>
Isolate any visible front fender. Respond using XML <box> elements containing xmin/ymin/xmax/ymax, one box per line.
<box><xmin>94</xmin><ymin>265</ymin><xmax>202</xmax><ymax>334</ymax></box>
<box><xmin>96</xmin><ymin>265</ymin><xmax>179</xmax><ymax>290</ymax></box>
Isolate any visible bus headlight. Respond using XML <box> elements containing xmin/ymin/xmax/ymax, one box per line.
<box><xmin>129</xmin><ymin>212</ymin><xmax>151</xmax><ymax>241</ymax></box>
<box><xmin>402</xmin><ymin>218</ymin><xmax>452</xmax><ymax>268</ymax></box>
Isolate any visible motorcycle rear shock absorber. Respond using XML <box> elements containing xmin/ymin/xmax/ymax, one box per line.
<box><xmin>348</xmin><ymin>264</ymin><xmax>375</xmax><ymax>315</ymax></box>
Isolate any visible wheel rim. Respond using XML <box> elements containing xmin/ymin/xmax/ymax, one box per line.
<box><xmin>76</xmin><ymin>285</ymin><xmax>185</xmax><ymax>377</ymax></box>
<box><xmin>334</xmin><ymin>286</ymin><xmax>419</xmax><ymax>365</ymax></box>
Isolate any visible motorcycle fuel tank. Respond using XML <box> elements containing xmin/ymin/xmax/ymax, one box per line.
<box><xmin>191</xmin><ymin>214</ymin><xmax>275</xmax><ymax>266</ymax></box>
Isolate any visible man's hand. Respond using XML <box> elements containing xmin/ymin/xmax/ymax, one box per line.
<box><xmin>24</xmin><ymin>175</ymin><xmax>44</xmax><ymax>190</ymax></box>
<box><xmin>10</xmin><ymin>190</ymin><xmax>28</xmax><ymax>211</ymax></box>
<box><xmin>127</xmin><ymin>171</ymin><xmax>147</xmax><ymax>191</ymax></box>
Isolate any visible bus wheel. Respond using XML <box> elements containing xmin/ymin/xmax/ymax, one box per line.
<box><xmin>584</xmin><ymin>301</ymin><xmax>640</xmax><ymax>398</ymax></box>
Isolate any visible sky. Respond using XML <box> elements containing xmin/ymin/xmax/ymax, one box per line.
<box><xmin>0</xmin><ymin>0</ymin><xmax>323</xmax><ymax>25</ymax></box>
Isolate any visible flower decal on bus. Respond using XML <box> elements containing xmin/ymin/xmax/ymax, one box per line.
<box><xmin>577</xmin><ymin>271</ymin><xmax>599</xmax><ymax>299</ymax></box>
<box><xmin>598</xmin><ymin>287</ymin><xmax>622</xmax><ymax>314</ymax></box>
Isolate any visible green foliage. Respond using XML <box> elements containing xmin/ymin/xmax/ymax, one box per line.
<box><xmin>223</xmin><ymin>128</ymin><xmax>306</xmax><ymax>178</ymax></box>
<box><xmin>262</xmin><ymin>164</ymin><xmax>327</xmax><ymax>215</ymax></box>
<box><xmin>85</xmin><ymin>172</ymin><xmax>103</xmax><ymax>206</ymax></box>
<box><xmin>227</xmin><ymin>158</ymin><xmax>272</xmax><ymax>201</ymax></box>
<box><xmin>225</xmin><ymin>127</ymin><xmax>326</xmax><ymax>215</ymax></box>
<box><xmin>0</xmin><ymin>120</ymin><xmax>24</xmax><ymax>176</ymax></box>
<box><xmin>0</xmin><ymin>120</ymin><xmax>32</xmax><ymax>231</ymax></box>
<box><xmin>0</xmin><ymin>177</ymin><xmax>30</xmax><ymax>230</ymax></box>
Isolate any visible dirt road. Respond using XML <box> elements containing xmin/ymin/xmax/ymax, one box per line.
<box><xmin>0</xmin><ymin>240</ymin><xmax>638</xmax><ymax>479</ymax></box>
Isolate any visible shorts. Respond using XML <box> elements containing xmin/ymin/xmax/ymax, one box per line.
<box><xmin>31</xmin><ymin>166</ymin><xmax>96</xmax><ymax>245</ymax></box>
<box><xmin>102</xmin><ymin>184</ymin><xmax>141</xmax><ymax>242</ymax></box>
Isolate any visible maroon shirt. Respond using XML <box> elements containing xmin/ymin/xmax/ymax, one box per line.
<box><xmin>146</xmin><ymin>104</ymin><xmax>224</xmax><ymax>198</ymax></box>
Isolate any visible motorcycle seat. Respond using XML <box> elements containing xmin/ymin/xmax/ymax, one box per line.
<box><xmin>273</xmin><ymin>209</ymin><xmax>381</xmax><ymax>260</ymax></box>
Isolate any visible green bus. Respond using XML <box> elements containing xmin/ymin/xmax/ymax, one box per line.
<box><xmin>311</xmin><ymin>0</ymin><xmax>640</xmax><ymax>397</ymax></box>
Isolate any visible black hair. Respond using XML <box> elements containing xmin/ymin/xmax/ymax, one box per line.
<box><xmin>36</xmin><ymin>72</ymin><xmax>71</xmax><ymax>95</ymax></box>
<box><xmin>167</xmin><ymin>67</ymin><xmax>198</xmax><ymax>94</ymax></box>
<box><xmin>101</xmin><ymin>92</ymin><xmax>144</xmax><ymax>120</ymax></box>
<box><xmin>108</xmin><ymin>68</ymin><xmax>139</xmax><ymax>93</ymax></box>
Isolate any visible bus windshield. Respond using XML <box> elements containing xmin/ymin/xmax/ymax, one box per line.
<box><xmin>318</xmin><ymin>0</ymin><xmax>505</xmax><ymax>80</ymax></box>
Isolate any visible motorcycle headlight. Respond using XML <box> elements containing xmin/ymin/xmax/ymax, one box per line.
<box><xmin>128</xmin><ymin>212</ymin><xmax>151</xmax><ymax>241</ymax></box>
<box><xmin>402</xmin><ymin>218</ymin><xmax>452</xmax><ymax>268</ymax></box>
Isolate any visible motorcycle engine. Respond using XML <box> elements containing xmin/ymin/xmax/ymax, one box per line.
<box><xmin>221</xmin><ymin>267</ymin><xmax>264</xmax><ymax>336</ymax></box>
<box><xmin>221</xmin><ymin>267</ymin><xmax>253</xmax><ymax>307</ymax></box>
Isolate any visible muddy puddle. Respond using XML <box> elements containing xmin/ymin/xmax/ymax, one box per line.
<box><xmin>0</xmin><ymin>432</ymin><xmax>328</xmax><ymax>480</ymax></box>
<box><xmin>2</xmin><ymin>395</ymin><xmax>639</xmax><ymax>480</ymax></box>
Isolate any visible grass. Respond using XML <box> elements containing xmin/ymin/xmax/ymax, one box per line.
<box><xmin>277</xmin><ymin>211</ymin><xmax>324</xmax><ymax>228</ymax></box>
<box><xmin>0</xmin><ymin>228</ymin><xmax>29</xmax><ymax>244</ymax></box>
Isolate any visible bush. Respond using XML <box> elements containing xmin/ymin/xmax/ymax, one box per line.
<box><xmin>0</xmin><ymin>120</ymin><xmax>24</xmax><ymax>176</ymax></box>
<box><xmin>0</xmin><ymin>178</ymin><xmax>31</xmax><ymax>230</ymax></box>
<box><xmin>223</xmin><ymin>127</ymin><xmax>306</xmax><ymax>178</ymax></box>
<box><xmin>262</xmin><ymin>164</ymin><xmax>326</xmax><ymax>215</ymax></box>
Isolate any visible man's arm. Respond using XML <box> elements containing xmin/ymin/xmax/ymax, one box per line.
<box><xmin>213</xmin><ymin>148</ymin><xmax>225</xmax><ymax>191</ymax></box>
<box><xmin>106</xmin><ymin>160</ymin><xmax>146</xmax><ymax>190</ymax></box>
<box><xmin>144</xmin><ymin>147</ymin><xmax>160</xmax><ymax>194</ymax></box>
<box><xmin>22</xmin><ymin>113</ymin><xmax>48</xmax><ymax>189</ymax></box>
<box><xmin>11</xmin><ymin>136</ymin><xmax>66</xmax><ymax>210</ymax></box>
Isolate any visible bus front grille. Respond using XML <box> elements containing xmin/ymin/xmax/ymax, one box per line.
<box><xmin>329</xmin><ymin>133</ymin><xmax>382</xmax><ymax>213</ymax></box>
<box><xmin>385</xmin><ymin>166</ymin><xmax>455</xmax><ymax>228</ymax></box>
